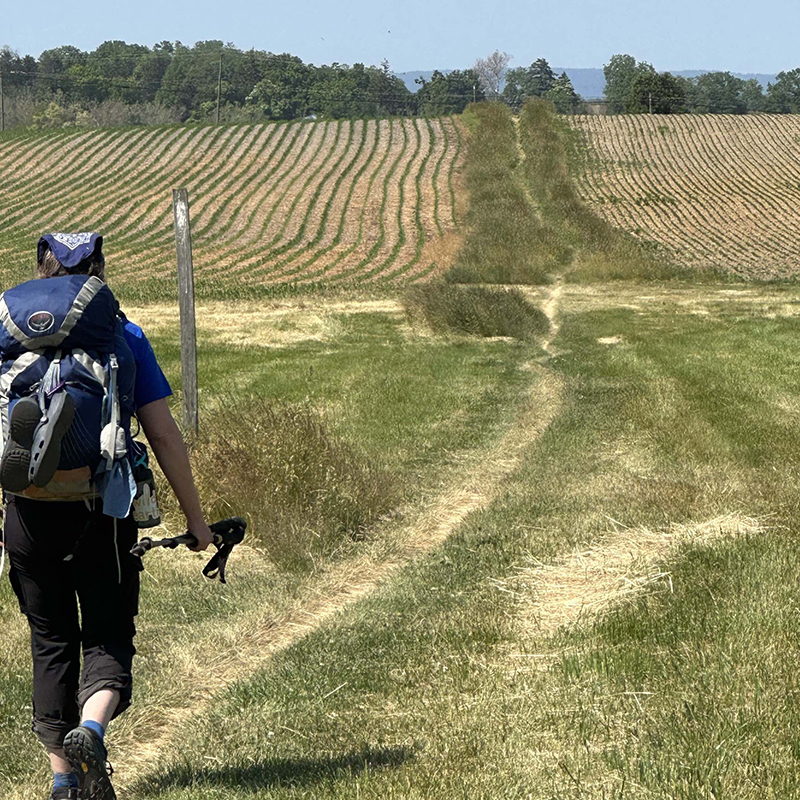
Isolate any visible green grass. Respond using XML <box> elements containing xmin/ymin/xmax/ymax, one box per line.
<box><xmin>0</xmin><ymin>296</ymin><xmax>539</xmax><ymax>796</ymax></box>
<box><xmin>111</xmin><ymin>283</ymin><xmax>800</xmax><ymax>799</ymax></box>
<box><xmin>446</xmin><ymin>103</ymin><xmax>567</xmax><ymax>285</ymax></box>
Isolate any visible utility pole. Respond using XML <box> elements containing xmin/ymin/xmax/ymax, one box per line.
<box><xmin>1</xmin><ymin>73</ymin><xmax>5</xmax><ymax>134</ymax></box>
<box><xmin>473</xmin><ymin>83</ymin><xmax>476</xmax><ymax>103</ymax></box>
<box><xmin>649</xmin><ymin>92</ymin><xmax>653</xmax><ymax>115</ymax></box>
<box><xmin>215</xmin><ymin>51</ymin><xmax>223</xmax><ymax>125</ymax></box>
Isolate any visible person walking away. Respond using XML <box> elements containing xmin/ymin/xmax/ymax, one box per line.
<box><xmin>0</xmin><ymin>232</ymin><xmax>213</xmax><ymax>800</ymax></box>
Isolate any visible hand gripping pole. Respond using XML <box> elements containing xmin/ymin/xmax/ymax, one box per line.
<box><xmin>131</xmin><ymin>517</ymin><xmax>247</xmax><ymax>583</ymax></box>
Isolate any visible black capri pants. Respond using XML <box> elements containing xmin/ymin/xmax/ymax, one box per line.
<box><xmin>4</xmin><ymin>496</ymin><xmax>141</xmax><ymax>749</ymax></box>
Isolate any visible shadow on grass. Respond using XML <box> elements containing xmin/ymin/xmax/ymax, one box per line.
<box><xmin>132</xmin><ymin>746</ymin><xmax>413</xmax><ymax>796</ymax></box>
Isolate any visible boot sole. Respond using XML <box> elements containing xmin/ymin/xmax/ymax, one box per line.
<box><xmin>63</xmin><ymin>727</ymin><xmax>116</xmax><ymax>800</ymax></box>
<box><xmin>0</xmin><ymin>397</ymin><xmax>41</xmax><ymax>492</ymax></box>
<box><xmin>29</xmin><ymin>391</ymin><xmax>75</xmax><ymax>488</ymax></box>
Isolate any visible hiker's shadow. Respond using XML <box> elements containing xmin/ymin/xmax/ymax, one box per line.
<box><xmin>133</xmin><ymin>745</ymin><xmax>413</xmax><ymax>794</ymax></box>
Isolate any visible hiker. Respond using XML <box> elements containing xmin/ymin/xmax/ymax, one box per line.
<box><xmin>0</xmin><ymin>233</ymin><xmax>213</xmax><ymax>800</ymax></box>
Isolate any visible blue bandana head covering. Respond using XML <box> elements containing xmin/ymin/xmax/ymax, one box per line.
<box><xmin>37</xmin><ymin>232</ymin><xmax>104</xmax><ymax>271</ymax></box>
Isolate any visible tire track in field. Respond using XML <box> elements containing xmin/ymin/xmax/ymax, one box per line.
<box><xmin>111</xmin><ymin>286</ymin><xmax>566</xmax><ymax>791</ymax></box>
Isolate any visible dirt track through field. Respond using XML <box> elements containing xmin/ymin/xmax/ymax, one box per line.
<box><xmin>103</xmin><ymin>284</ymin><xmax>567</xmax><ymax>792</ymax></box>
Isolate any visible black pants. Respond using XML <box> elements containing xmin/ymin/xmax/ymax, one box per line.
<box><xmin>4</xmin><ymin>496</ymin><xmax>141</xmax><ymax>749</ymax></box>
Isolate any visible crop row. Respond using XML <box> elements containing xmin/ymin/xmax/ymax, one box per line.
<box><xmin>569</xmin><ymin>114</ymin><xmax>800</xmax><ymax>279</ymax></box>
<box><xmin>0</xmin><ymin>117</ymin><xmax>465</xmax><ymax>295</ymax></box>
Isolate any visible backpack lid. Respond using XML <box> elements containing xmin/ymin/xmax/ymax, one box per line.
<box><xmin>0</xmin><ymin>275</ymin><xmax>118</xmax><ymax>356</ymax></box>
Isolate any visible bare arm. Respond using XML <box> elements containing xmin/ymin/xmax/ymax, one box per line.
<box><xmin>136</xmin><ymin>398</ymin><xmax>213</xmax><ymax>551</ymax></box>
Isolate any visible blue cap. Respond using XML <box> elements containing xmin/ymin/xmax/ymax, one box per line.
<box><xmin>37</xmin><ymin>233</ymin><xmax>104</xmax><ymax>270</ymax></box>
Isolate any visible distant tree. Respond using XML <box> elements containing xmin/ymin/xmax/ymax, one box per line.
<box><xmin>689</xmin><ymin>72</ymin><xmax>747</xmax><ymax>113</ymax></box>
<box><xmin>547</xmin><ymin>72</ymin><xmax>583</xmax><ymax>113</ymax></box>
<box><xmin>247</xmin><ymin>55</ymin><xmax>311</xmax><ymax>119</ymax></box>
<box><xmin>765</xmin><ymin>69</ymin><xmax>800</xmax><ymax>112</ymax></box>
<box><xmin>604</xmin><ymin>54</ymin><xmax>655</xmax><ymax>113</ymax></box>
<box><xmin>629</xmin><ymin>70</ymin><xmax>686</xmax><ymax>114</ymax></box>
<box><xmin>502</xmin><ymin>58</ymin><xmax>556</xmax><ymax>108</ymax></box>
<box><xmin>416</xmin><ymin>69</ymin><xmax>482</xmax><ymax>115</ymax></box>
<box><xmin>740</xmin><ymin>79</ymin><xmax>765</xmax><ymax>112</ymax></box>
<box><xmin>473</xmin><ymin>50</ymin><xmax>511</xmax><ymax>100</ymax></box>
<box><xmin>0</xmin><ymin>46</ymin><xmax>38</xmax><ymax>91</ymax></box>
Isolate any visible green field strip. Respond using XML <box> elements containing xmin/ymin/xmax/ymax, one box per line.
<box><xmin>104</xmin><ymin>125</ymin><xmax>235</xmax><ymax>248</ymax></box>
<box><xmin>5</xmin><ymin>128</ymin><xmax>169</xmax><ymax>239</ymax></box>
<box><xmin>222</xmin><ymin>121</ymin><xmax>342</xmax><ymax>279</ymax></box>
<box><xmin>203</xmin><ymin>121</ymin><xmax>333</xmax><ymax>278</ymax></box>
<box><xmin>170</xmin><ymin>121</ymin><xmax>311</xmax><ymax>280</ymax></box>
<box><xmin>140</xmin><ymin>124</ymin><xmax>256</xmax><ymax>238</ymax></box>
<box><xmin>175</xmin><ymin>124</ymin><xmax>262</xmax><ymax>227</ymax></box>
<box><xmin>293</xmin><ymin>119</ymin><xmax>396</xmax><ymax>286</ymax></box>
<box><xmin>256</xmin><ymin>119</ymin><xmax>369</xmax><ymax>280</ymax></box>
<box><xmin>64</xmin><ymin>126</ymin><xmax>211</xmax><ymax>265</ymax></box>
<box><xmin>190</xmin><ymin>122</ymin><xmax>284</xmax><ymax>238</ymax></box>
<box><xmin>323</xmin><ymin>118</ymin><xmax>409</xmax><ymax>285</ymax></box>
<box><xmin>373</xmin><ymin>117</ymin><xmax>435</xmax><ymax>283</ymax></box>
<box><xmin>50</xmin><ymin>126</ymin><xmax>202</xmax><ymax>243</ymax></box>
<box><xmin>275</xmin><ymin>119</ymin><xmax>388</xmax><ymax>285</ymax></box>
<box><xmin>351</xmin><ymin>118</ymin><xmax>421</xmax><ymax>283</ymax></box>
<box><xmin>264</xmin><ymin>119</ymin><xmax>380</xmax><ymax>283</ymax></box>
<box><xmin>113</xmin><ymin>125</ymin><xmax>246</xmax><ymax>245</ymax></box>
<box><xmin>253</xmin><ymin>120</ymin><xmax>353</xmax><ymax>263</ymax></box>
<box><xmin>246</xmin><ymin>120</ymin><xmax>368</xmax><ymax>276</ymax></box>
<box><xmin>0</xmin><ymin>128</ymin><xmax>97</xmax><ymax>199</ymax></box>
<box><xmin>192</xmin><ymin>121</ymin><xmax>303</xmax><ymax>245</ymax></box>
<box><xmin>200</xmin><ymin>121</ymin><xmax>319</xmax><ymax>256</ymax></box>
<box><xmin>83</xmin><ymin>126</ymin><xmax>224</xmax><ymax>275</ymax></box>
<box><xmin>428</xmin><ymin>117</ymin><xmax>447</xmax><ymax>237</ymax></box>
<box><xmin>0</xmin><ymin>128</ymin><xmax>124</xmax><ymax>225</ymax></box>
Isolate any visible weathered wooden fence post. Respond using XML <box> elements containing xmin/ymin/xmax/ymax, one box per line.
<box><xmin>172</xmin><ymin>188</ymin><xmax>199</xmax><ymax>435</ymax></box>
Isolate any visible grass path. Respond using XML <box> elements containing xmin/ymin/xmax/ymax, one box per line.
<box><xmin>107</xmin><ymin>283</ymin><xmax>567</xmax><ymax>791</ymax></box>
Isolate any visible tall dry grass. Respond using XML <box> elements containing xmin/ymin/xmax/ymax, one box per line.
<box><xmin>159</xmin><ymin>396</ymin><xmax>399</xmax><ymax>570</ymax></box>
<box><xmin>404</xmin><ymin>284</ymin><xmax>549</xmax><ymax>342</ymax></box>
<box><xmin>447</xmin><ymin>103</ymin><xmax>568</xmax><ymax>285</ymax></box>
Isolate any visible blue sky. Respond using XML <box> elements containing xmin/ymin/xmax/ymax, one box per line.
<box><xmin>4</xmin><ymin>0</ymin><xmax>800</xmax><ymax>74</ymax></box>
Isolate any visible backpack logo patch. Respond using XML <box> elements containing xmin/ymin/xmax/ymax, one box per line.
<box><xmin>28</xmin><ymin>311</ymin><xmax>55</xmax><ymax>334</ymax></box>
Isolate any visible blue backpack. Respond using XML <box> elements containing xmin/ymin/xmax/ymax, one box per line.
<box><xmin>0</xmin><ymin>274</ymin><xmax>136</xmax><ymax>499</ymax></box>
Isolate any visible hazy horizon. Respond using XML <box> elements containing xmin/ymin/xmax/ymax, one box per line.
<box><xmin>5</xmin><ymin>0</ymin><xmax>800</xmax><ymax>76</ymax></box>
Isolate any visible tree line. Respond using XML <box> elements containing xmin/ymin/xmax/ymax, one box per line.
<box><xmin>603</xmin><ymin>54</ymin><xmax>800</xmax><ymax>114</ymax></box>
<box><xmin>0</xmin><ymin>40</ymin><xmax>486</xmax><ymax>130</ymax></box>
<box><xmin>4</xmin><ymin>40</ymin><xmax>800</xmax><ymax>132</ymax></box>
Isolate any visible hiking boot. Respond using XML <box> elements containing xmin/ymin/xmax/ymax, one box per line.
<box><xmin>29</xmin><ymin>391</ymin><xmax>75</xmax><ymax>488</ymax></box>
<box><xmin>0</xmin><ymin>396</ymin><xmax>42</xmax><ymax>492</ymax></box>
<box><xmin>50</xmin><ymin>789</ymin><xmax>80</xmax><ymax>800</ymax></box>
<box><xmin>64</xmin><ymin>726</ymin><xmax>116</xmax><ymax>800</ymax></box>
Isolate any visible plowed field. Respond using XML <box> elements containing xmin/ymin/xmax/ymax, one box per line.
<box><xmin>0</xmin><ymin>118</ymin><xmax>464</xmax><ymax>296</ymax></box>
<box><xmin>570</xmin><ymin>114</ymin><xmax>800</xmax><ymax>279</ymax></box>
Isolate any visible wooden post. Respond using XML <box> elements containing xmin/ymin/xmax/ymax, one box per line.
<box><xmin>172</xmin><ymin>188</ymin><xmax>199</xmax><ymax>435</ymax></box>
<box><xmin>1</xmin><ymin>73</ymin><xmax>5</xmax><ymax>133</ymax></box>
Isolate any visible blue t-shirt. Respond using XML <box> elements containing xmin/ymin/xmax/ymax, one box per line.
<box><xmin>122</xmin><ymin>320</ymin><xmax>172</xmax><ymax>410</ymax></box>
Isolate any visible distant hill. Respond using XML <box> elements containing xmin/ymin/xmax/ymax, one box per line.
<box><xmin>397</xmin><ymin>69</ymin><xmax>779</xmax><ymax>100</ymax></box>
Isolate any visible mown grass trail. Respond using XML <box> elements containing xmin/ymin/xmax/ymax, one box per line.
<box><xmin>113</xmin><ymin>283</ymin><xmax>800</xmax><ymax>799</ymax></box>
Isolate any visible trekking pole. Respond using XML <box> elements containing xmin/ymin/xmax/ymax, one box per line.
<box><xmin>131</xmin><ymin>516</ymin><xmax>247</xmax><ymax>583</ymax></box>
